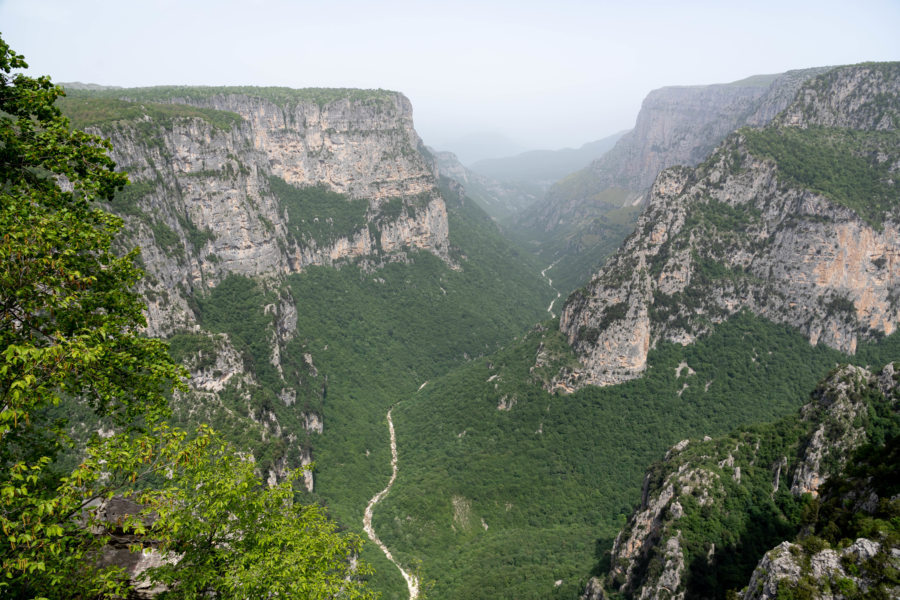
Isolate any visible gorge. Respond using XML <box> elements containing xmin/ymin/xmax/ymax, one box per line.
<box><xmin>49</xmin><ymin>62</ymin><xmax>900</xmax><ymax>599</ymax></box>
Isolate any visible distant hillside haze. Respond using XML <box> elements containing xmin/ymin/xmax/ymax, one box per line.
<box><xmin>429</xmin><ymin>131</ymin><xmax>528</xmax><ymax>165</ymax></box>
<box><xmin>469</xmin><ymin>130</ymin><xmax>627</xmax><ymax>188</ymax></box>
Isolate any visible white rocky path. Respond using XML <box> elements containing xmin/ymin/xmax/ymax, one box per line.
<box><xmin>363</xmin><ymin>407</ymin><xmax>419</xmax><ymax>600</ymax></box>
<box><xmin>542</xmin><ymin>261</ymin><xmax>562</xmax><ymax>318</ymax></box>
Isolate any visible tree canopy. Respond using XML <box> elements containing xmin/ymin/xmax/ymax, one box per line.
<box><xmin>0</xmin><ymin>34</ymin><xmax>373</xmax><ymax>599</ymax></box>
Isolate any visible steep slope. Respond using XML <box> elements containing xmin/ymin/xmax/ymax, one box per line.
<box><xmin>364</xmin><ymin>63</ymin><xmax>900</xmax><ymax>600</ymax></box>
<box><xmin>60</xmin><ymin>86</ymin><xmax>450</xmax><ymax>489</ymax></box>
<box><xmin>62</xmin><ymin>87</ymin><xmax>450</xmax><ymax>333</ymax></box>
<box><xmin>559</xmin><ymin>63</ymin><xmax>900</xmax><ymax>389</ymax></box>
<box><xmin>59</xmin><ymin>88</ymin><xmax>555</xmax><ymax>598</ymax></box>
<box><xmin>585</xmin><ymin>363</ymin><xmax>899</xmax><ymax>600</ymax></box>
<box><xmin>515</xmin><ymin>68</ymin><xmax>829</xmax><ymax>295</ymax></box>
<box><xmin>376</xmin><ymin>306</ymin><xmax>900</xmax><ymax>600</ymax></box>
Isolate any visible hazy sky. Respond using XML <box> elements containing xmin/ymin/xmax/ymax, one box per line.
<box><xmin>2</xmin><ymin>0</ymin><xmax>898</xmax><ymax>153</ymax></box>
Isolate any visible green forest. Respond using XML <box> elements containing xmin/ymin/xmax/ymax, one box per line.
<box><xmin>374</xmin><ymin>312</ymin><xmax>900</xmax><ymax>599</ymax></box>
<box><xmin>27</xmin><ymin>58</ymin><xmax>899</xmax><ymax>600</ymax></box>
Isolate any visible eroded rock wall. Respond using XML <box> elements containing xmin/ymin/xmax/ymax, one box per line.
<box><xmin>559</xmin><ymin>64</ymin><xmax>900</xmax><ymax>388</ymax></box>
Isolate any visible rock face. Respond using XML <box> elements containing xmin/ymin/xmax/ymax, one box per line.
<box><xmin>511</xmin><ymin>68</ymin><xmax>829</xmax><ymax>298</ymax></box>
<box><xmin>789</xmin><ymin>364</ymin><xmax>897</xmax><ymax>497</ymax></box>
<box><xmin>64</xmin><ymin>87</ymin><xmax>453</xmax><ymax>488</ymax></box>
<box><xmin>92</xmin><ymin>497</ymin><xmax>172</xmax><ymax>599</ymax></box>
<box><xmin>595</xmin><ymin>363</ymin><xmax>900</xmax><ymax>600</ymax></box>
<box><xmin>558</xmin><ymin>63</ymin><xmax>900</xmax><ymax>389</ymax></box>
<box><xmin>90</xmin><ymin>89</ymin><xmax>450</xmax><ymax>337</ymax></box>
<box><xmin>742</xmin><ymin>539</ymin><xmax>898</xmax><ymax>600</ymax></box>
<box><xmin>531</xmin><ymin>68</ymin><xmax>829</xmax><ymax>233</ymax></box>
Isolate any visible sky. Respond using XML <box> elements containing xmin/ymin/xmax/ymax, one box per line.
<box><xmin>2</xmin><ymin>0</ymin><xmax>898</xmax><ymax>157</ymax></box>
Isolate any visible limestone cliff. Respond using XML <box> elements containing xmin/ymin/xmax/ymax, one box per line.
<box><xmin>512</xmin><ymin>68</ymin><xmax>829</xmax><ymax>297</ymax></box>
<box><xmin>62</xmin><ymin>86</ymin><xmax>452</xmax><ymax>488</ymax></box>
<box><xmin>558</xmin><ymin>63</ymin><xmax>900</xmax><ymax>389</ymax></box>
<box><xmin>593</xmin><ymin>364</ymin><xmax>899</xmax><ymax>600</ymax></box>
<box><xmin>78</xmin><ymin>88</ymin><xmax>450</xmax><ymax>338</ymax></box>
<box><xmin>530</xmin><ymin>68</ymin><xmax>829</xmax><ymax>233</ymax></box>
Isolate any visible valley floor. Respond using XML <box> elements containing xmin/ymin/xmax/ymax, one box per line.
<box><xmin>364</xmin><ymin>407</ymin><xmax>419</xmax><ymax>600</ymax></box>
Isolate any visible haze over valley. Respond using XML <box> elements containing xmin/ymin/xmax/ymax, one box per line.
<box><xmin>2</xmin><ymin>2</ymin><xmax>900</xmax><ymax>599</ymax></box>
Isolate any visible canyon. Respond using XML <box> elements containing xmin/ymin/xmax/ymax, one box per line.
<box><xmin>55</xmin><ymin>61</ymin><xmax>900</xmax><ymax>600</ymax></box>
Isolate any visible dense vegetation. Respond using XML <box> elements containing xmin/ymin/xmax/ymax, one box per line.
<box><xmin>37</xmin><ymin>58</ymin><xmax>899</xmax><ymax>599</ymax></box>
<box><xmin>614</xmin><ymin>361</ymin><xmax>900</xmax><ymax>600</ymax></box>
<box><xmin>508</xmin><ymin>185</ymin><xmax>640</xmax><ymax>297</ymax></box>
<box><xmin>0</xmin><ymin>36</ymin><xmax>372</xmax><ymax>599</ymax></box>
<box><xmin>269</xmin><ymin>175</ymin><xmax>371</xmax><ymax>245</ymax></box>
<box><xmin>372</xmin><ymin>312</ymin><xmax>900</xmax><ymax>600</ymax></box>
<box><xmin>65</xmin><ymin>84</ymin><xmax>400</xmax><ymax>109</ymax></box>
<box><xmin>58</xmin><ymin>93</ymin><xmax>243</xmax><ymax>131</ymax></box>
<box><xmin>743</xmin><ymin>126</ymin><xmax>900</xmax><ymax>229</ymax></box>
<box><xmin>168</xmin><ymin>184</ymin><xmax>554</xmax><ymax>598</ymax></box>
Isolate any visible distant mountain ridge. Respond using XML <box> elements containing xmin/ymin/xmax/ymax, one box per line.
<box><xmin>430</xmin><ymin>148</ymin><xmax>543</xmax><ymax>222</ymax></box>
<box><xmin>469</xmin><ymin>131</ymin><xmax>627</xmax><ymax>188</ymax></box>
<box><xmin>530</xmin><ymin>67</ymin><xmax>832</xmax><ymax>230</ymax></box>
<box><xmin>510</xmin><ymin>67</ymin><xmax>831</xmax><ymax>296</ymax></box>
<box><xmin>432</xmin><ymin>131</ymin><xmax>527</xmax><ymax>165</ymax></box>
<box><xmin>557</xmin><ymin>62</ymin><xmax>900</xmax><ymax>389</ymax></box>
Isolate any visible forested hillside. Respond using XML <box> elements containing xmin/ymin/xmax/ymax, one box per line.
<box><xmin>36</xmin><ymin>62</ymin><xmax>900</xmax><ymax>600</ymax></box>
<box><xmin>376</xmin><ymin>312</ymin><xmax>900</xmax><ymax>599</ymax></box>
<box><xmin>372</xmin><ymin>63</ymin><xmax>900</xmax><ymax>599</ymax></box>
<box><xmin>505</xmin><ymin>68</ymin><xmax>829</xmax><ymax>297</ymax></box>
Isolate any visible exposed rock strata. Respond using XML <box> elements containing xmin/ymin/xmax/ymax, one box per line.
<box><xmin>71</xmin><ymin>88</ymin><xmax>451</xmax><ymax>487</ymax></box>
<box><xmin>528</xmin><ymin>67</ymin><xmax>829</xmax><ymax>234</ymax></box>
<box><xmin>742</xmin><ymin>539</ymin><xmax>898</xmax><ymax>600</ymax></box>
<box><xmin>593</xmin><ymin>363</ymin><xmax>899</xmax><ymax>600</ymax></box>
<box><xmin>558</xmin><ymin>64</ymin><xmax>900</xmax><ymax>388</ymax></box>
<box><xmin>95</xmin><ymin>90</ymin><xmax>450</xmax><ymax>338</ymax></box>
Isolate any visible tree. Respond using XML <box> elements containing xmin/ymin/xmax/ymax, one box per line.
<box><xmin>0</xmin><ymin>35</ymin><xmax>374</xmax><ymax>599</ymax></box>
<box><xmin>0</xmin><ymin>31</ymin><xmax>182</xmax><ymax>596</ymax></box>
<box><xmin>60</xmin><ymin>423</ymin><xmax>375</xmax><ymax>599</ymax></box>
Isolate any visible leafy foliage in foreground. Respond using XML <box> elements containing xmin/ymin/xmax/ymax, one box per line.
<box><xmin>131</xmin><ymin>426</ymin><xmax>374</xmax><ymax>600</ymax></box>
<box><xmin>0</xmin><ymin>36</ymin><xmax>173</xmax><ymax>594</ymax></box>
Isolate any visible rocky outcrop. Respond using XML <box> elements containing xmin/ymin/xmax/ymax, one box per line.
<box><xmin>64</xmin><ymin>87</ymin><xmax>453</xmax><ymax>488</ymax></box>
<box><xmin>526</xmin><ymin>67</ymin><xmax>829</xmax><ymax>234</ymax></box>
<box><xmin>580</xmin><ymin>577</ymin><xmax>608</xmax><ymax>600</ymax></box>
<box><xmin>592</xmin><ymin>363</ymin><xmax>899</xmax><ymax>600</ymax></box>
<box><xmin>92</xmin><ymin>497</ymin><xmax>172</xmax><ymax>599</ymax></box>
<box><xmin>607</xmin><ymin>438</ymin><xmax>724</xmax><ymax>599</ymax></box>
<box><xmin>558</xmin><ymin>63</ymin><xmax>900</xmax><ymax>388</ymax></box>
<box><xmin>790</xmin><ymin>365</ymin><xmax>891</xmax><ymax>496</ymax></box>
<box><xmin>777</xmin><ymin>62</ymin><xmax>900</xmax><ymax>131</ymax></box>
<box><xmin>742</xmin><ymin>539</ymin><xmax>898</xmax><ymax>600</ymax></box>
<box><xmin>85</xmin><ymin>89</ymin><xmax>450</xmax><ymax>338</ymax></box>
<box><xmin>511</xmin><ymin>68</ymin><xmax>831</xmax><ymax>299</ymax></box>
